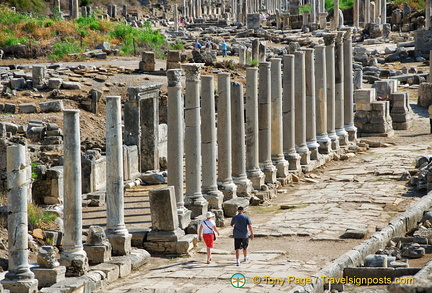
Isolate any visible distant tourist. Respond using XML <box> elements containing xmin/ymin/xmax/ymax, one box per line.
<box><xmin>198</xmin><ymin>211</ymin><xmax>220</xmax><ymax>264</ymax></box>
<box><xmin>221</xmin><ymin>42</ymin><xmax>227</xmax><ymax>57</ymax></box>
<box><xmin>231</xmin><ymin>206</ymin><xmax>254</xmax><ymax>266</ymax></box>
<box><xmin>195</xmin><ymin>40</ymin><xmax>202</xmax><ymax>50</ymax></box>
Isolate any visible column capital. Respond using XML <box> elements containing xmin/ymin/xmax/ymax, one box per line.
<box><xmin>335</xmin><ymin>31</ymin><xmax>345</xmax><ymax>43</ymax></box>
<box><xmin>323</xmin><ymin>33</ymin><xmax>337</xmax><ymax>45</ymax></box>
<box><xmin>343</xmin><ymin>28</ymin><xmax>353</xmax><ymax>40</ymax></box>
<box><xmin>181</xmin><ymin>63</ymin><xmax>204</xmax><ymax>81</ymax></box>
<box><xmin>167</xmin><ymin>69</ymin><xmax>182</xmax><ymax>86</ymax></box>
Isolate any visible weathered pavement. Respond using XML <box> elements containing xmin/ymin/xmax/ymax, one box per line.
<box><xmin>87</xmin><ymin>115</ymin><xmax>432</xmax><ymax>292</ymax></box>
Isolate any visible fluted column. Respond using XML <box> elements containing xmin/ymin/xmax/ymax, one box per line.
<box><xmin>231</xmin><ymin>82</ymin><xmax>253</xmax><ymax>196</ymax></box>
<box><xmin>303</xmin><ymin>48</ymin><xmax>320</xmax><ymax>160</ymax></box>
<box><xmin>182</xmin><ymin>64</ymin><xmax>208</xmax><ymax>218</ymax></box>
<box><xmin>335</xmin><ymin>32</ymin><xmax>348</xmax><ymax>146</ymax></box>
<box><xmin>343</xmin><ymin>29</ymin><xmax>357</xmax><ymax>141</ymax></box>
<box><xmin>201</xmin><ymin>75</ymin><xmax>224</xmax><ymax>209</ymax></box>
<box><xmin>258</xmin><ymin>62</ymin><xmax>277</xmax><ymax>183</ymax></box>
<box><xmin>1</xmin><ymin>145</ymin><xmax>39</xmax><ymax>292</ymax></box>
<box><xmin>282</xmin><ymin>55</ymin><xmax>301</xmax><ymax>171</ymax></box>
<box><xmin>314</xmin><ymin>46</ymin><xmax>332</xmax><ymax>154</ymax></box>
<box><xmin>270</xmin><ymin>58</ymin><xmax>290</xmax><ymax>179</ymax></box>
<box><xmin>294</xmin><ymin>51</ymin><xmax>311</xmax><ymax>166</ymax></box>
<box><xmin>105</xmin><ymin>97</ymin><xmax>132</xmax><ymax>256</ymax></box>
<box><xmin>60</xmin><ymin>110</ymin><xmax>89</xmax><ymax>275</ymax></box>
<box><xmin>324</xmin><ymin>34</ymin><xmax>340</xmax><ymax>152</ymax></box>
<box><xmin>217</xmin><ymin>73</ymin><xmax>237</xmax><ymax>200</ymax></box>
<box><xmin>245</xmin><ymin>67</ymin><xmax>265</xmax><ymax>189</ymax></box>
<box><xmin>167</xmin><ymin>70</ymin><xmax>191</xmax><ymax>229</ymax></box>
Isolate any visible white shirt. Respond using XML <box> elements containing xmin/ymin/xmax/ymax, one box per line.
<box><xmin>201</xmin><ymin>219</ymin><xmax>216</xmax><ymax>234</ymax></box>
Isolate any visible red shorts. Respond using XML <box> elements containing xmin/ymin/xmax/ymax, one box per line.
<box><xmin>203</xmin><ymin>233</ymin><xmax>215</xmax><ymax>248</ymax></box>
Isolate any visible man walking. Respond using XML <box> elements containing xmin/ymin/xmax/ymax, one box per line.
<box><xmin>231</xmin><ymin>206</ymin><xmax>254</xmax><ymax>266</ymax></box>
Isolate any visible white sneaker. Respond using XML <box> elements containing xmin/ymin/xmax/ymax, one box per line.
<box><xmin>236</xmin><ymin>259</ymin><xmax>240</xmax><ymax>266</ymax></box>
<box><xmin>244</xmin><ymin>257</ymin><xmax>249</xmax><ymax>262</ymax></box>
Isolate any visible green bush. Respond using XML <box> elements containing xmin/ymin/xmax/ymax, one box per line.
<box><xmin>4</xmin><ymin>0</ymin><xmax>46</xmax><ymax>14</ymax></box>
<box><xmin>49</xmin><ymin>42</ymin><xmax>81</xmax><ymax>60</ymax></box>
<box><xmin>28</xmin><ymin>203</ymin><xmax>57</xmax><ymax>230</ymax></box>
<box><xmin>299</xmin><ymin>4</ymin><xmax>311</xmax><ymax>13</ymax></box>
<box><xmin>168</xmin><ymin>40</ymin><xmax>184</xmax><ymax>50</ymax></box>
<box><xmin>2</xmin><ymin>36</ymin><xmax>28</xmax><ymax>46</ymax></box>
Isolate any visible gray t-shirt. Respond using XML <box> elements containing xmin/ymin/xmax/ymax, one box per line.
<box><xmin>231</xmin><ymin>213</ymin><xmax>252</xmax><ymax>239</ymax></box>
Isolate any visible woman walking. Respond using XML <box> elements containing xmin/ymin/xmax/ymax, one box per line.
<box><xmin>198</xmin><ymin>212</ymin><xmax>220</xmax><ymax>264</ymax></box>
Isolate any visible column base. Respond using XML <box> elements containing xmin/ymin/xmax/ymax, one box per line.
<box><xmin>107</xmin><ymin>233</ymin><xmax>132</xmax><ymax>256</ymax></box>
<box><xmin>336</xmin><ymin>128</ymin><xmax>349</xmax><ymax>146</ymax></box>
<box><xmin>31</xmin><ymin>266</ymin><xmax>66</xmax><ymax>289</ymax></box>
<box><xmin>309</xmin><ymin>148</ymin><xmax>321</xmax><ymax>160</ymax></box>
<box><xmin>273</xmin><ymin>157</ymin><xmax>290</xmax><ymax>178</ymax></box>
<box><xmin>285</xmin><ymin>152</ymin><xmax>301</xmax><ymax>172</ymax></box>
<box><xmin>184</xmin><ymin>200</ymin><xmax>209</xmax><ymax>218</ymax></box>
<box><xmin>299</xmin><ymin>150</ymin><xmax>311</xmax><ymax>166</ymax></box>
<box><xmin>246</xmin><ymin>168</ymin><xmax>265</xmax><ymax>190</ymax></box>
<box><xmin>59</xmin><ymin>250</ymin><xmax>89</xmax><ymax>277</ymax></box>
<box><xmin>1</xmin><ymin>279</ymin><xmax>38</xmax><ymax>293</ymax></box>
<box><xmin>233</xmin><ymin>176</ymin><xmax>253</xmax><ymax>197</ymax></box>
<box><xmin>260</xmin><ymin>163</ymin><xmax>277</xmax><ymax>184</ymax></box>
<box><xmin>147</xmin><ymin>228</ymin><xmax>185</xmax><ymax>242</ymax></box>
<box><xmin>83</xmin><ymin>244</ymin><xmax>112</xmax><ymax>265</ymax></box>
<box><xmin>203</xmin><ymin>189</ymin><xmax>224</xmax><ymax>210</ymax></box>
<box><xmin>317</xmin><ymin>135</ymin><xmax>332</xmax><ymax>154</ymax></box>
<box><xmin>329</xmin><ymin>133</ymin><xmax>340</xmax><ymax>152</ymax></box>
<box><xmin>345</xmin><ymin>124</ymin><xmax>358</xmax><ymax>142</ymax></box>
<box><xmin>217</xmin><ymin>180</ymin><xmax>237</xmax><ymax>201</ymax></box>
<box><xmin>177</xmin><ymin>207</ymin><xmax>192</xmax><ymax>230</ymax></box>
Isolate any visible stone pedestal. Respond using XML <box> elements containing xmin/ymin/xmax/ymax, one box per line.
<box><xmin>167</xmin><ymin>70</ymin><xmax>191</xmax><ymax>229</ymax></box>
<box><xmin>182</xmin><ymin>64</ymin><xmax>208</xmax><ymax>218</ymax></box>
<box><xmin>319</xmin><ymin>12</ymin><xmax>327</xmax><ymax>29</ymax></box>
<box><xmin>294</xmin><ymin>51</ymin><xmax>311</xmax><ymax>166</ymax></box>
<box><xmin>32</xmin><ymin>65</ymin><xmax>46</xmax><ymax>88</ymax></box>
<box><xmin>245</xmin><ymin>67</ymin><xmax>266</xmax><ymax>189</ymax></box>
<box><xmin>139</xmin><ymin>52</ymin><xmax>155</xmax><ymax>72</ymax></box>
<box><xmin>343</xmin><ymin>30</ymin><xmax>357</xmax><ymax>141</ymax></box>
<box><xmin>60</xmin><ymin>110</ymin><xmax>89</xmax><ymax>277</ymax></box>
<box><xmin>83</xmin><ymin>226</ymin><xmax>112</xmax><ymax>265</ymax></box>
<box><xmin>258</xmin><ymin>62</ymin><xmax>277</xmax><ymax>183</ymax></box>
<box><xmin>1</xmin><ymin>144</ymin><xmax>39</xmax><ymax>292</ymax></box>
<box><xmin>270</xmin><ymin>58</ymin><xmax>290</xmax><ymax>181</ymax></box>
<box><xmin>231</xmin><ymin>81</ymin><xmax>253</xmax><ymax>196</ymax></box>
<box><xmin>282</xmin><ymin>55</ymin><xmax>301</xmax><ymax>172</ymax></box>
<box><xmin>217</xmin><ymin>72</ymin><xmax>237</xmax><ymax>200</ymax></box>
<box><xmin>32</xmin><ymin>267</ymin><xmax>66</xmax><ymax>289</ymax></box>
<box><xmin>201</xmin><ymin>75</ymin><xmax>224</xmax><ymax>209</ymax></box>
<box><xmin>166</xmin><ymin>50</ymin><xmax>181</xmax><ymax>70</ymax></box>
<box><xmin>105</xmin><ymin>97</ymin><xmax>132</xmax><ymax>256</ymax></box>
<box><xmin>390</xmin><ymin>92</ymin><xmax>414</xmax><ymax>130</ymax></box>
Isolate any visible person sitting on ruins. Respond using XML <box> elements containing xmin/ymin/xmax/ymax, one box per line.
<box><xmin>198</xmin><ymin>211</ymin><xmax>220</xmax><ymax>264</ymax></box>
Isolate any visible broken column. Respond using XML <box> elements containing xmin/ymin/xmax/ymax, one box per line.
<box><xmin>324</xmin><ymin>33</ymin><xmax>340</xmax><ymax>152</ymax></box>
<box><xmin>381</xmin><ymin>0</ymin><xmax>386</xmax><ymax>24</ymax></box>
<box><xmin>174</xmin><ymin>4</ymin><xmax>179</xmax><ymax>31</ymax></box>
<box><xmin>217</xmin><ymin>72</ymin><xmax>237</xmax><ymax>200</ymax></box>
<box><xmin>343</xmin><ymin>29</ymin><xmax>357</xmax><ymax>141</ymax></box>
<box><xmin>314</xmin><ymin>45</ymin><xmax>332</xmax><ymax>154</ymax></box>
<box><xmin>201</xmin><ymin>75</ymin><xmax>224</xmax><ymax>210</ymax></box>
<box><xmin>105</xmin><ymin>96</ymin><xmax>132</xmax><ymax>256</ymax></box>
<box><xmin>181</xmin><ymin>64</ymin><xmax>208</xmax><ymax>218</ymax></box>
<box><xmin>303</xmin><ymin>48</ymin><xmax>320</xmax><ymax>160</ymax></box>
<box><xmin>139</xmin><ymin>52</ymin><xmax>155</xmax><ymax>72</ymax></box>
<box><xmin>1</xmin><ymin>144</ymin><xmax>38</xmax><ymax>292</ymax></box>
<box><xmin>270</xmin><ymin>58</ymin><xmax>290</xmax><ymax>180</ymax></box>
<box><xmin>32</xmin><ymin>246</ymin><xmax>65</xmax><ymax>289</ymax></box>
<box><xmin>282</xmin><ymin>54</ymin><xmax>301</xmax><ymax>171</ymax></box>
<box><xmin>231</xmin><ymin>82</ymin><xmax>253</xmax><ymax>197</ymax></box>
<box><xmin>167</xmin><ymin>69</ymin><xmax>191</xmax><ymax>229</ymax></box>
<box><xmin>245</xmin><ymin>67</ymin><xmax>266</xmax><ymax>189</ymax></box>
<box><xmin>333</xmin><ymin>0</ymin><xmax>339</xmax><ymax>29</ymax></box>
<box><xmin>258</xmin><ymin>62</ymin><xmax>278</xmax><ymax>183</ymax></box>
<box><xmin>60</xmin><ymin>110</ymin><xmax>89</xmax><ymax>276</ymax></box>
<box><xmin>70</xmin><ymin>0</ymin><xmax>79</xmax><ymax>18</ymax></box>
<box><xmin>319</xmin><ymin>12</ymin><xmax>327</xmax><ymax>29</ymax></box>
<box><xmin>335</xmin><ymin>32</ymin><xmax>349</xmax><ymax>146</ymax></box>
<box><xmin>294</xmin><ymin>51</ymin><xmax>311</xmax><ymax>166</ymax></box>
<box><xmin>32</xmin><ymin>65</ymin><xmax>46</xmax><ymax>89</ymax></box>
<box><xmin>252</xmin><ymin>39</ymin><xmax>260</xmax><ymax>61</ymax></box>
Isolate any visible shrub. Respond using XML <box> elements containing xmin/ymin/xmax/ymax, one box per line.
<box><xmin>28</xmin><ymin>203</ymin><xmax>57</xmax><ymax>231</ymax></box>
<box><xmin>49</xmin><ymin>42</ymin><xmax>81</xmax><ymax>60</ymax></box>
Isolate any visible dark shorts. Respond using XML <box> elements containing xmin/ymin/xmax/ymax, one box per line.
<box><xmin>234</xmin><ymin>238</ymin><xmax>249</xmax><ymax>250</ymax></box>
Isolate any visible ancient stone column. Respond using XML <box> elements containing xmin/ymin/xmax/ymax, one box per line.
<box><xmin>335</xmin><ymin>32</ymin><xmax>349</xmax><ymax>146</ymax></box>
<box><xmin>427</xmin><ymin>0</ymin><xmax>431</xmax><ymax>30</ymax></box>
<box><xmin>303</xmin><ymin>49</ymin><xmax>320</xmax><ymax>160</ymax></box>
<box><xmin>364</xmin><ymin>0</ymin><xmax>371</xmax><ymax>25</ymax></box>
<box><xmin>258</xmin><ymin>62</ymin><xmax>278</xmax><ymax>183</ymax></box>
<box><xmin>343</xmin><ymin>29</ymin><xmax>357</xmax><ymax>141</ymax></box>
<box><xmin>294</xmin><ymin>51</ymin><xmax>311</xmax><ymax>166</ymax></box>
<box><xmin>174</xmin><ymin>4</ymin><xmax>179</xmax><ymax>31</ymax></box>
<box><xmin>370</xmin><ymin>2</ymin><xmax>376</xmax><ymax>23</ymax></box>
<box><xmin>310</xmin><ymin>0</ymin><xmax>316</xmax><ymax>23</ymax></box>
<box><xmin>381</xmin><ymin>0</ymin><xmax>386</xmax><ymax>24</ymax></box>
<box><xmin>319</xmin><ymin>12</ymin><xmax>327</xmax><ymax>29</ymax></box>
<box><xmin>70</xmin><ymin>0</ymin><xmax>79</xmax><ymax>18</ymax></box>
<box><xmin>376</xmin><ymin>0</ymin><xmax>381</xmax><ymax>23</ymax></box>
<box><xmin>201</xmin><ymin>75</ymin><xmax>224</xmax><ymax>209</ymax></box>
<box><xmin>333</xmin><ymin>0</ymin><xmax>339</xmax><ymax>29</ymax></box>
<box><xmin>182</xmin><ymin>64</ymin><xmax>208</xmax><ymax>218</ymax></box>
<box><xmin>239</xmin><ymin>46</ymin><xmax>247</xmax><ymax>65</ymax></box>
<box><xmin>270</xmin><ymin>58</ymin><xmax>290</xmax><ymax>178</ymax></box>
<box><xmin>231</xmin><ymin>82</ymin><xmax>253</xmax><ymax>196</ymax></box>
<box><xmin>282</xmin><ymin>55</ymin><xmax>301</xmax><ymax>171</ymax></box>
<box><xmin>314</xmin><ymin>45</ymin><xmax>332</xmax><ymax>154</ymax></box>
<box><xmin>167</xmin><ymin>70</ymin><xmax>191</xmax><ymax>229</ymax></box>
<box><xmin>217</xmin><ymin>72</ymin><xmax>237</xmax><ymax>200</ymax></box>
<box><xmin>324</xmin><ymin>34</ymin><xmax>340</xmax><ymax>152</ymax></box>
<box><xmin>60</xmin><ymin>110</ymin><xmax>88</xmax><ymax>276</ymax></box>
<box><xmin>245</xmin><ymin>67</ymin><xmax>265</xmax><ymax>189</ymax></box>
<box><xmin>252</xmin><ymin>39</ymin><xmax>260</xmax><ymax>61</ymax></box>
<box><xmin>32</xmin><ymin>65</ymin><xmax>46</xmax><ymax>88</ymax></box>
<box><xmin>354</xmin><ymin>0</ymin><xmax>359</xmax><ymax>28</ymax></box>
<box><xmin>105</xmin><ymin>97</ymin><xmax>132</xmax><ymax>256</ymax></box>
<box><xmin>1</xmin><ymin>145</ymin><xmax>38</xmax><ymax>292</ymax></box>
